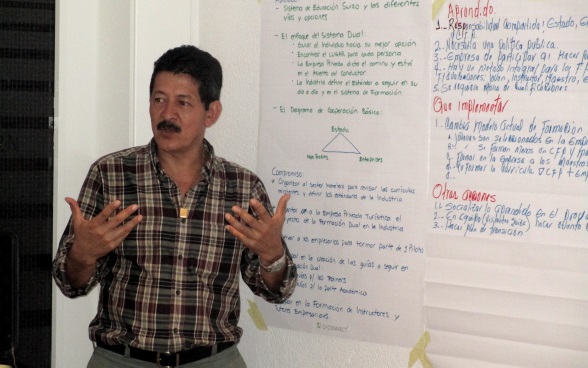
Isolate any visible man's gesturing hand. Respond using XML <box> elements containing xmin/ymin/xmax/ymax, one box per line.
<box><xmin>66</xmin><ymin>197</ymin><xmax>143</xmax><ymax>266</ymax></box>
<box><xmin>224</xmin><ymin>194</ymin><xmax>291</xmax><ymax>264</ymax></box>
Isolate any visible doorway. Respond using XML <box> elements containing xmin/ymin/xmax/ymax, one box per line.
<box><xmin>0</xmin><ymin>1</ymin><xmax>55</xmax><ymax>367</ymax></box>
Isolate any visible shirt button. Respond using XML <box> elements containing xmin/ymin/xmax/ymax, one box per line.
<box><xmin>173</xmin><ymin>328</ymin><xmax>178</xmax><ymax>333</ymax></box>
<box><xmin>178</xmin><ymin>254</ymin><xmax>183</xmax><ymax>260</ymax></box>
<box><xmin>176</xmin><ymin>290</ymin><xmax>181</xmax><ymax>296</ymax></box>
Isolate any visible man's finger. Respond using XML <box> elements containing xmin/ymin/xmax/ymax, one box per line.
<box><xmin>248</xmin><ymin>199</ymin><xmax>269</xmax><ymax>220</ymax></box>
<box><xmin>274</xmin><ymin>194</ymin><xmax>291</xmax><ymax>218</ymax></box>
<box><xmin>225</xmin><ymin>225</ymin><xmax>252</xmax><ymax>248</ymax></box>
<box><xmin>107</xmin><ymin>204</ymin><xmax>140</xmax><ymax>228</ymax></box>
<box><xmin>65</xmin><ymin>197</ymin><xmax>81</xmax><ymax>216</ymax></box>
<box><xmin>92</xmin><ymin>200</ymin><xmax>122</xmax><ymax>224</ymax></box>
<box><xmin>111</xmin><ymin>212</ymin><xmax>143</xmax><ymax>243</ymax></box>
<box><xmin>231</xmin><ymin>205</ymin><xmax>259</xmax><ymax>227</ymax></box>
<box><xmin>225</xmin><ymin>211</ymin><xmax>255</xmax><ymax>236</ymax></box>
<box><xmin>65</xmin><ymin>197</ymin><xmax>84</xmax><ymax>228</ymax></box>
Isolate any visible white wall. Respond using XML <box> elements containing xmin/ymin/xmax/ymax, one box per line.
<box><xmin>53</xmin><ymin>1</ymin><xmax>132</xmax><ymax>367</ymax></box>
<box><xmin>52</xmin><ymin>1</ymin><xmax>420</xmax><ymax>367</ymax></box>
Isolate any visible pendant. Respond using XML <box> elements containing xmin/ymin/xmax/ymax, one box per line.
<box><xmin>180</xmin><ymin>208</ymin><xmax>189</xmax><ymax>219</ymax></box>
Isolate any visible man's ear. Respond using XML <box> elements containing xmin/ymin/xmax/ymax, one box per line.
<box><xmin>205</xmin><ymin>100</ymin><xmax>222</xmax><ymax>128</ymax></box>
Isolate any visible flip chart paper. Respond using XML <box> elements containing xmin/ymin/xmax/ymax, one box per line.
<box><xmin>257</xmin><ymin>0</ymin><xmax>430</xmax><ymax>347</ymax></box>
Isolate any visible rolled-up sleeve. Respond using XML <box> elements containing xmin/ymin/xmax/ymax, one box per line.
<box><xmin>51</xmin><ymin>225</ymin><xmax>104</xmax><ymax>298</ymax></box>
<box><xmin>240</xmin><ymin>180</ymin><xmax>297</xmax><ymax>303</ymax></box>
<box><xmin>241</xmin><ymin>240</ymin><xmax>297</xmax><ymax>303</ymax></box>
<box><xmin>51</xmin><ymin>164</ymin><xmax>106</xmax><ymax>298</ymax></box>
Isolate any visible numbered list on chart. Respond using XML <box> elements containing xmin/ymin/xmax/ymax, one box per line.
<box><xmin>428</xmin><ymin>1</ymin><xmax>588</xmax><ymax>243</ymax></box>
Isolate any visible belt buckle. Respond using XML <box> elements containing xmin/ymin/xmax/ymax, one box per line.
<box><xmin>156</xmin><ymin>351</ymin><xmax>179</xmax><ymax>368</ymax></box>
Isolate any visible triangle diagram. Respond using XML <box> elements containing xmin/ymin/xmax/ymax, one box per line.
<box><xmin>322</xmin><ymin>133</ymin><xmax>361</xmax><ymax>154</ymax></box>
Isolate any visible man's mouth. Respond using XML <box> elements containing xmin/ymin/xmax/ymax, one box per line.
<box><xmin>157</xmin><ymin>120</ymin><xmax>181</xmax><ymax>133</ymax></box>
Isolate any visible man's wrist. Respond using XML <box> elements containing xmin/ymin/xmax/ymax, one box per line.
<box><xmin>66</xmin><ymin>244</ymin><xmax>97</xmax><ymax>267</ymax></box>
<box><xmin>259</xmin><ymin>249</ymin><xmax>286</xmax><ymax>273</ymax></box>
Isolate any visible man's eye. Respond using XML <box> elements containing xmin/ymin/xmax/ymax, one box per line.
<box><xmin>179</xmin><ymin>101</ymin><xmax>191</xmax><ymax>107</ymax></box>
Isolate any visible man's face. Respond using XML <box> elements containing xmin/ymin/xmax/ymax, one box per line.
<box><xmin>149</xmin><ymin>71</ymin><xmax>220</xmax><ymax>156</ymax></box>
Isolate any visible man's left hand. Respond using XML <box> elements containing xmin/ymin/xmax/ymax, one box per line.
<box><xmin>224</xmin><ymin>194</ymin><xmax>291</xmax><ymax>264</ymax></box>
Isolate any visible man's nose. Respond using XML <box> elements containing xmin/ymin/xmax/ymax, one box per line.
<box><xmin>163</xmin><ymin>102</ymin><xmax>177</xmax><ymax>121</ymax></box>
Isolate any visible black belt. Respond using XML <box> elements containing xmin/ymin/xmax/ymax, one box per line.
<box><xmin>95</xmin><ymin>337</ymin><xmax>234</xmax><ymax>367</ymax></box>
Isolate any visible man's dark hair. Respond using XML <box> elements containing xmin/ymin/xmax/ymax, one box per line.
<box><xmin>149</xmin><ymin>45</ymin><xmax>222</xmax><ymax>109</ymax></box>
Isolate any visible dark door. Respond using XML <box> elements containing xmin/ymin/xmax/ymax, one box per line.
<box><xmin>0</xmin><ymin>1</ymin><xmax>55</xmax><ymax>367</ymax></box>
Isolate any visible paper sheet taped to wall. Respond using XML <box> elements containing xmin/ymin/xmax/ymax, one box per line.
<box><xmin>256</xmin><ymin>0</ymin><xmax>430</xmax><ymax>347</ymax></box>
<box><xmin>426</xmin><ymin>0</ymin><xmax>588</xmax><ymax>367</ymax></box>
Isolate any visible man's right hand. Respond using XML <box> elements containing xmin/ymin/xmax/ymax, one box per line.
<box><xmin>64</xmin><ymin>197</ymin><xmax>143</xmax><ymax>287</ymax></box>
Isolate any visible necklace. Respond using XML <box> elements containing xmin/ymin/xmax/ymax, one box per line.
<box><xmin>161</xmin><ymin>149</ymin><xmax>208</xmax><ymax>219</ymax></box>
<box><xmin>178</xmin><ymin>171</ymin><xmax>203</xmax><ymax>219</ymax></box>
<box><xmin>179</xmin><ymin>206</ymin><xmax>189</xmax><ymax>219</ymax></box>
<box><xmin>160</xmin><ymin>172</ymin><xmax>194</xmax><ymax>219</ymax></box>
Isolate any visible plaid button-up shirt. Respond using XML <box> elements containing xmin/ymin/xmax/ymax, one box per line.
<box><xmin>52</xmin><ymin>139</ymin><xmax>297</xmax><ymax>352</ymax></box>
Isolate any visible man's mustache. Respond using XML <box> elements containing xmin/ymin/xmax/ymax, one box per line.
<box><xmin>157</xmin><ymin>120</ymin><xmax>181</xmax><ymax>133</ymax></box>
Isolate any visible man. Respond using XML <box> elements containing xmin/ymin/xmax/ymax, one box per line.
<box><xmin>52</xmin><ymin>45</ymin><xmax>297</xmax><ymax>367</ymax></box>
